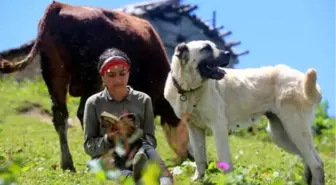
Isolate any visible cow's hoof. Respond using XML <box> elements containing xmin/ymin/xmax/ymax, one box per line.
<box><xmin>62</xmin><ymin>164</ymin><xmax>76</xmax><ymax>173</ymax></box>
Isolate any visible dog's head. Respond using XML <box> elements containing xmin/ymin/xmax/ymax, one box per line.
<box><xmin>102</xmin><ymin>113</ymin><xmax>138</xmax><ymax>143</ymax></box>
<box><xmin>171</xmin><ymin>40</ymin><xmax>231</xmax><ymax>84</ymax></box>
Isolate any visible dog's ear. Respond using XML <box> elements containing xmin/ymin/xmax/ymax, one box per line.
<box><xmin>101</xmin><ymin>118</ymin><xmax>115</xmax><ymax>128</ymax></box>
<box><xmin>125</xmin><ymin>113</ymin><xmax>136</xmax><ymax>122</ymax></box>
<box><xmin>175</xmin><ymin>42</ymin><xmax>189</xmax><ymax>64</ymax></box>
<box><xmin>119</xmin><ymin>113</ymin><xmax>136</xmax><ymax>125</ymax></box>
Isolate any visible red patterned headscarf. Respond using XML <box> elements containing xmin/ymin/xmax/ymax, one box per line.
<box><xmin>99</xmin><ymin>56</ymin><xmax>130</xmax><ymax>76</ymax></box>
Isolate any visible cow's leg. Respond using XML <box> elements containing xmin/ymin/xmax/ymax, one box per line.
<box><xmin>155</xmin><ymin>96</ymin><xmax>194</xmax><ymax>162</ymax></box>
<box><xmin>51</xmin><ymin>94</ymin><xmax>75</xmax><ymax>172</ymax></box>
<box><xmin>40</xmin><ymin>52</ymin><xmax>75</xmax><ymax>172</ymax></box>
<box><xmin>76</xmin><ymin>96</ymin><xmax>88</xmax><ymax>129</ymax></box>
<box><xmin>77</xmin><ymin>95</ymin><xmax>92</xmax><ymax>129</ymax></box>
<box><xmin>76</xmin><ymin>93</ymin><xmax>94</xmax><ymax>129</ymax></box>
<box><xmin>76</xmin><ymin>87</ymin><xmax>101</xmax><ymax>129</ymax></box>
<box><xmin>160</xmin><ymin>117</ymin><xmax>191</xmax><ymax>162</ymax></box>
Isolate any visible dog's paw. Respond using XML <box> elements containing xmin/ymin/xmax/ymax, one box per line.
<box><xmin>190</xmin><ymin>171</ymin><xmax>204</xmax><ymax>182</ymax></box>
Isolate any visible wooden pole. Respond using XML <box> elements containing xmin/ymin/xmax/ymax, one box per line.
<box><xmin>212</xmin><ymin>10</ymin><xmax>216</xmax><ymax>29</ymax></box>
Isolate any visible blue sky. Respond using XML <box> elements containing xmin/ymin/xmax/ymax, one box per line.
<box><xmin>0</xmin><ymin>0</ymin><xmax>334</xmax><ymax>116</ymax></box>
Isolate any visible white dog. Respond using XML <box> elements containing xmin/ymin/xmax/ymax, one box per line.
<box><xmin>164</xmin><ymin>40</ymin><xmax>324</xmax><ymax>185</ymax></box>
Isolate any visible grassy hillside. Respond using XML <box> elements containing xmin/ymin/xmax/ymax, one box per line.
<box><xmin>0</xmin><ymin>76</ymin><xmax>335</xmax><ymax>185</ymax></box>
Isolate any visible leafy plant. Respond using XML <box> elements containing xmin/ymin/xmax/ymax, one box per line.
<box><xmin>313</xmin><ymin>101</ymin><xmax>335</xmax><ymax>135</ymax></box>
<box><xmin>0</xmin><ymin>153</ymin><xmax>24</xmax><ymax>185</ymax></box>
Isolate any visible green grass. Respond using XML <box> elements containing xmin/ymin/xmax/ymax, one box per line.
<box><xmin>0</xmin><ymin>76</ymin><xmax>335</xmax><ymax>185</ymax></box>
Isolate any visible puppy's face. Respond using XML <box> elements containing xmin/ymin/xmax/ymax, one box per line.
<box><xmin>172</xmin><ymin>40</ymin><xmax>231</xmax><ymax>81</ymax></box>
<box><xmin>103</xmin><ymin>113</ymin><xmax>137</xmax><ymax>143</ymax></box>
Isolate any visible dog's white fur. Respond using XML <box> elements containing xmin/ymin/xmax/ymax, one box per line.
<box><xmin>164</xmin><ymin>40</ymin><xmax>324</xmax><ymax>184</ymax></box>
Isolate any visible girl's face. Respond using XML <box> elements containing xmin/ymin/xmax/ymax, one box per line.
<box><xmin>103</xmin><ymin>64</ymin><xmax>130</xmax><ymax>90</ymax></box>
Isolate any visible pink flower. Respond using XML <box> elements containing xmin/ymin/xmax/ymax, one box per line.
<box><xmin>217</xmin><ymin>162</ymin><xmax>230</xmax><ymax>171</ymax></box>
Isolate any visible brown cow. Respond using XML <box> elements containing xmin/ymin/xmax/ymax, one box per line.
<box><xmin>0</xmin><ymin>1</ymin><xmax>192</xmax><ymax>172</ymax></box>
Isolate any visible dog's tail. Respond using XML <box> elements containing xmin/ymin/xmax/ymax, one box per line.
<box><xmin>303</xmin><ymin>68</ymin><xmax>322</xmax><ymax>104</ymax></box>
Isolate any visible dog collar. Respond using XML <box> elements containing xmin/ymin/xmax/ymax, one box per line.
<box><xmin>171</xmin><ymin>72</ymin><xmax>202</xmax><ymax>102</ymax></box>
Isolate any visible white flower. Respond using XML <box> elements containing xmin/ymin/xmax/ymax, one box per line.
<box><xmin>236</xmin><ymin>175</ymin><xmax>243</xmax><ymax>181</ymax></box>
<box><xmin>106</xmin><ymin>170</ymin><xmax>122</xmax><ymax>180</ymax></box>
<box><xmin>181</xmin><ymin>161</ymin><xmax>196</xmax><ymax>168</ymax></box>
<box><xmin>273</xmin><ymin>171</ymin><xmax>279</xmax><ymax>178</ymax></box>
<box><xmin>170</xmin><ymin>166</ymin><xmax>183</xmax><ymax>176</ymax></box>
<box><xmin>87</xmin><ymin>159</ymin><xmax>103</xmax><ymax>173</ymax></box>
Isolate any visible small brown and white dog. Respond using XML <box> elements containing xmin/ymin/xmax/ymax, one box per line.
<box><xmin>100</xmin><ymin>112</ymin><xmax>145</xmax><ymax>182</ymax></box>
<box><xmin>164</xmin><ymin>40</ymin><xmax>324</xmax><ymax>185</ymax></box>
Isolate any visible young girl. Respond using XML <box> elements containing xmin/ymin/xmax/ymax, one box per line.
<box><xmin>83</xmin><ymin>48</ymin><xmax>173</xmax><ymax>185</ymax></box>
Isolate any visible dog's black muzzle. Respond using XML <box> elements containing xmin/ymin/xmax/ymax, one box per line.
<box><xmin>198</xmin><ymin>50</ymin><xmax>230</xmax><ymax>80</ymax></box>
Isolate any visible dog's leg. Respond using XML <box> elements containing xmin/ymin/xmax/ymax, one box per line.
<box><xmin>277</xmin><ymin>106</ymin><xmax>324</xmax><ymax>185</ymax></box>
<box><xmin>265</xmin><ymin>112</ymin><xmax>312</xmax><ymax>184</ymax></box>
<box><xmin>186</xmin><ymin>123</ymin><xmax>207</xmax><ymax>181</ymax></box>
<box><xmin>211</xmin><ymin>121</ymin><xmax>233</xmax><ymax>172</ymax></box>
<box><xmin>265</xmin><ymin>112</ymin><xmax>300</xmax><ymax>154</ymax></box>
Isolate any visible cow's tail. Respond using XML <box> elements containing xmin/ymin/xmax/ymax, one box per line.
<box><xmin>0</xmin><ymin>1</ymin><xmax>59</xmax><ymax>73</ymax></box>
<box><xmin>303</xmin><ymin>68</ymin><xmax>322</xmax><ymax>104</ymax></box>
